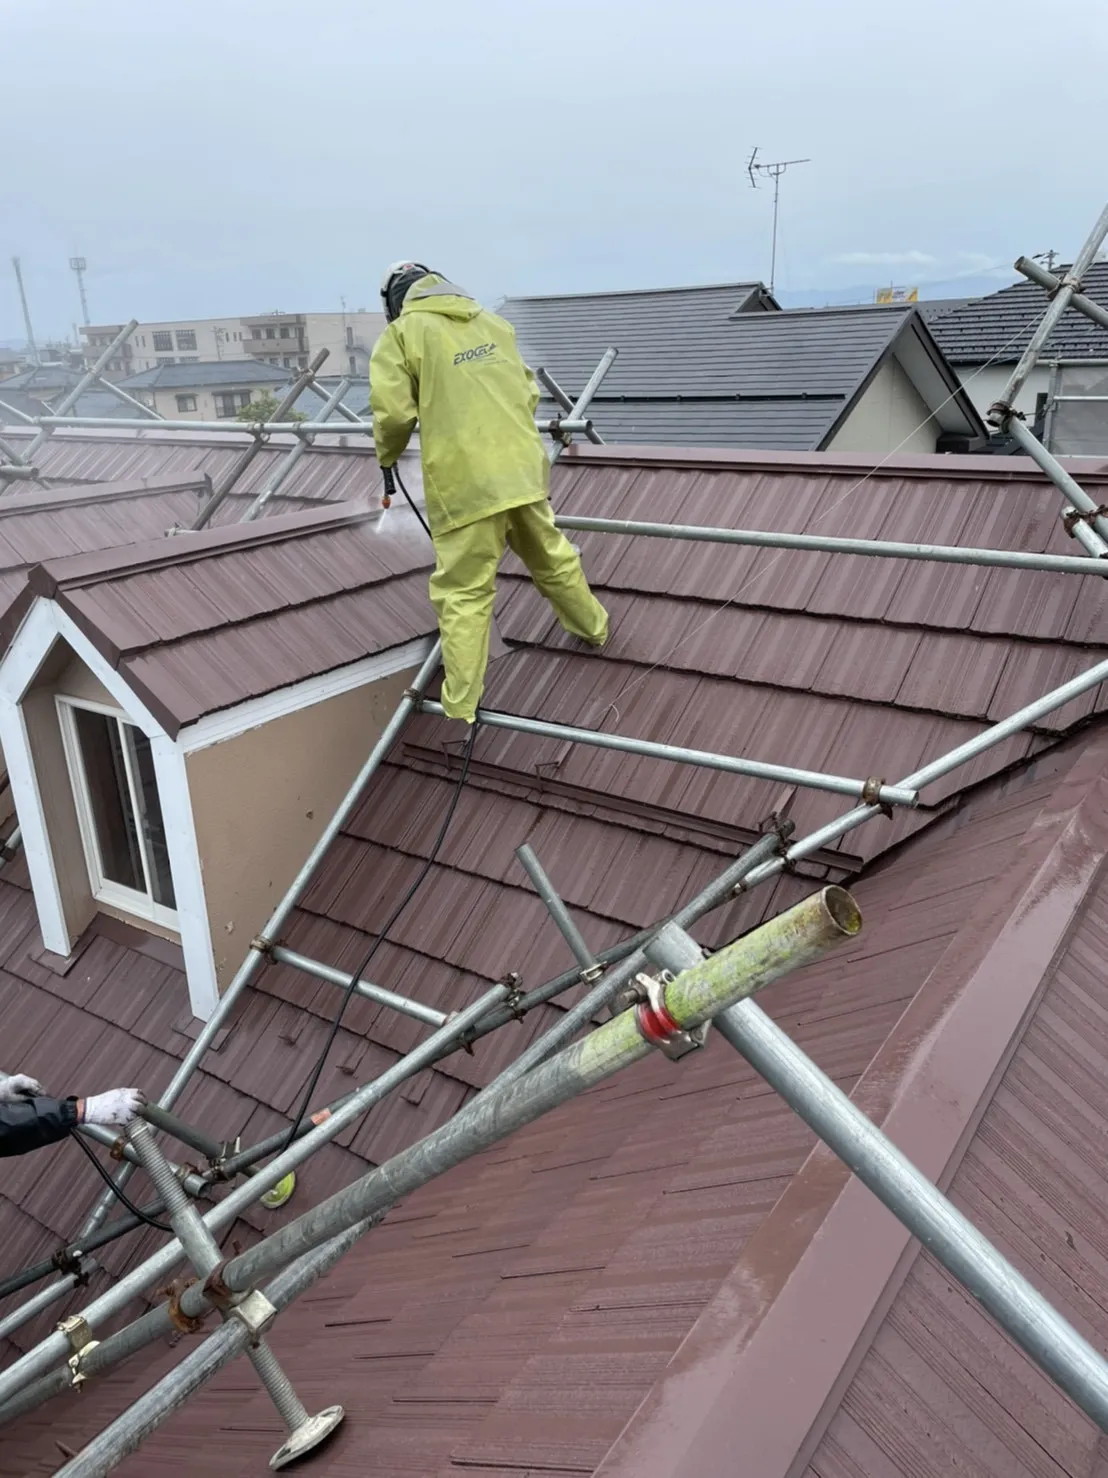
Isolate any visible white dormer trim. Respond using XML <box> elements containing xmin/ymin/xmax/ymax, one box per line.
<box><xmin>0</xmin><ymin>604</ymin><xmax>433</xmax><ymax>1022</ymax></box>
<box><xmin>0</xmin><ymin>598</ymin><xmax>219</xmax><ymax>1019</ymax></box>
<box><xmin>176</xmin><ymin>635</ymin><xmax>434</xmax><ymax>754</ymax></box>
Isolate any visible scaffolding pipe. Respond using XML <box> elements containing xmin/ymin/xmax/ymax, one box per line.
<box><xmin>1005</xmin><ymin>416</ymin><xmax>1108</xmax><ymax>555</ymax></box>
<box><xmin>0</xmin><ymin>433</ymin><xmax>32</xmax><ymax>471</ymax></box>
<box><xmin>549</xmin><ymin>349</ymin><xmax>617</xmax><ymax>466</ymax></box>
<box><xmin>77</xmin><ymin>637</ymin><xmax>442</xmax><ymax>1241</ymax></box>
<box><xmin>536</xmin><ymin>366</ymin><xmax>605</xmax><ymax>444</ymax></box>
<box><xmin>190</xmin><ymin>349</ymin><xmax>330</xmax><ymax>531</ymax></box>
<box><xmin>50</xmin><ymin>1217</ymin><xmax>377</xmax><ymax>1477</ymax></box>
<box><xmin>214</xmin><ymin>929</ymin><xmax>661</xmax><ymax>1182</ymax></box>
<box><xmin>515</xmin><ymin>844</ymin><xmax>601</xmax><ymax>977</ymax></box>
<box><xmin>240</xmin><ymin>376</ymin><xmax>353</xmax><ymax>523</ymax></box>
<box><xmin>0</xmin><ymin>1271</ymin><xmax>95</xmax><ymax>1345</ymax></box>
<box><xmin>484</xmin><ymin>830</ymin><xmax>784</xmax><ymax>1092</ymax></box>
<box><xmin>143</xmin><ymin>887</ymin><xmax>859</xmax><ymax>1323</ymax></box>
<box><xmin>1014</xmin><ymin>255</ymin><xmax>1108</xmax><ymax>334</ymax></box>
<box><xmin>643</xmin><ymin>922</ymin><xmax>1108</xmax><ymax>1436</ymax></box>
<box><xmin>0</xmin><ymin>398</ymin><xmax>35</xmax><ymax>425</ymax></box>
<box><xmin>0</xmin><ymin>1195</ymin><xmax>171</xmax><ymax>1306</ymax></box>
<box><xmin>418</xmin><ymin>700</ymin><xmax>919</xmax><ymax>807</ymax></box>
<box><xmin>76</xmin><ymin>1122</ymin><xmax>209</xmax><ymax>1198</ymax></box>
<box><xmin>0</xmin><ymin>463</ymin><xmax>35</xmax><ymax>481</ymax></box>
<box><xmin>0</xmin><ymin>980</ymin><xmax>505</xmax><ymax>1411</ymax></box>
<box><xmin>92</xmin><ymin>379</ymin><xmax>163</xmax><ymax>421</ymax></box>
<box><xmin>32</xmin><ymin>414</ymin><xmax>594</xmax><ymax>437</ymax></box>
<box><xmin>127</xmin><ymin>1120</ymin><xmax>342</xmax><ymax>1465</ymax></box>
<box><xmin>18</xmin><ymin>320</ymin><xmax>137</xmax><ymax>467</ymax></box>
<box><xmin>553</xmin><ymin>512</ymin><xmax>1108</xmax><ymax>576</ymax></box>
<box><xmin>493</xmin><ymin>647</ymin><xmax>1108</xmax><ymax>1086</ymax></box>
<box><xmin>992</xmin><ymin>205</ymin><xmax>1108</xmax><ymax>420</ymax></box>
<box><xmin>268</xmin><ymin>946</ymin><xmax>448</xmax><ymax>1027</ymax></box>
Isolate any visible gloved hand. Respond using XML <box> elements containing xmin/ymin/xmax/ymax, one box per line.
<box><xmin>80</xmin><ymin>1088</ymin><xmax>147</xmax><ymax>1129</ymax></box>
<box><xmin>0</xmin><ymin>1072</ymin><xmax>46</xmax><ymax>1103</ymax></box>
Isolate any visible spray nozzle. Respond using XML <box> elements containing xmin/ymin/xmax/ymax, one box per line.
<box><xmin>381</xmin><ymin>465</ymin><xmax>396</xmax><ymax>510</ymax></box>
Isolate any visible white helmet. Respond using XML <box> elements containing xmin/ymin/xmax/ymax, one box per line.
<box><xmin>380</xmin><ymin>261</ymin><xmax>434</xmax><ymax>322</ymax></box>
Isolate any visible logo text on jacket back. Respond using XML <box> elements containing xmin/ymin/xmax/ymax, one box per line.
<box><xmin>453</xmin><ymin>343</ymin><xmax>497</xmax><ymax>365</ymax></box>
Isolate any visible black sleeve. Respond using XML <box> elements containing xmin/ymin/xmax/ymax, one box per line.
<box><xmin>0</xmin><ymin>1096</ymin><xmax>79</xmax><ymax>1158</ymax></box>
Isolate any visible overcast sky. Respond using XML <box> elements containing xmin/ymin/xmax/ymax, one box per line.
<box><xmin>2</xmin><ymin>0</ymin><xmax>1106</xmax><ymax>341</ymax></box>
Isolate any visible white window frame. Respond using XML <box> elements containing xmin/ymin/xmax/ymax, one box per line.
<box><xmin>56</xmin><ymin>695</ymin><xmax>180</xmax><ymax>933</ymax></box>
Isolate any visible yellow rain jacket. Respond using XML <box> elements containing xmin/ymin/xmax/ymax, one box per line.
<box><xmin>370</xmin><ymin>274</ymin><xmax>608</xmax><ymax>723</ymax></box>
<box><xmin>370</xmin><ymin>275</ymin><xmax>550</xmax><ymax>537</ymax></box>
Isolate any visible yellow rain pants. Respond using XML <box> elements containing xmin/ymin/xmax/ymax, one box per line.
<box><xmin>370</xmin><ymin>273</ymin><xmax>608</xmax><ymax>721</ymax></box>
<box><xmin>430</xmin><ymin>500</ymin><xmax>608</xmax><ymax>723</ymax></box>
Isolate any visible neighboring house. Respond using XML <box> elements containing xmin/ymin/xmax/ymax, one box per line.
<box><xmin>116</xmin><ymin>359</ymin><xmax>292</xmax><ymax>420</ymax></box>
<box><xmin>82</xmin><ymin>310</ymin><xmax>386</xmax><ymax>381</ymax></box>
<box><xmin>5</xmin><ymin>436</ymin><xmax>1108</xmax><ymax>1475</ymax></box>
<box><xmin>0</xmin><ymin>348</ymin><xmax>32</xmax><ymax>381</ymax></box>
<box><xmin>502</xmin><ymin>283</ymin><xmax>985</xmax><ymax>453</ymax></box>
<box><xmin>930</xmin><ymin>262</ymin><xmax>1108</xmax><ymax>430</ymax></box>
<box><xmin>0</xmin><ymin>364</ymin><xmax>122</xmax><ymax>421</ymax></box>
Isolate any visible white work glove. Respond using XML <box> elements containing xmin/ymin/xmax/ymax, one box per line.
<box><xmin>80</xmin><ymin>1088</ymin><xmax>147</xmax><ymax>1129</ymax></box>
<box><xmin>0</xmin><ymin>1072</ymin><xmax>46</xmax><ymax>1103</ymax></box>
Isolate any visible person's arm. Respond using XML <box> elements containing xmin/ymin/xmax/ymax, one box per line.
<box><xmin>0</xmin><ymin>1095</ymin><xmax>79</xmax><ymax>1158</ymax></box>
<box><xmin>0</xmin><ymin>1086</ymin><xmax>146</xmax><ymax>1159</ymax></box>
<box><xmin>522</xmin><ymin>361</ymin><xmax>541</xmax><ymax>418</ymax></box>
<box><xmin>369</xmin><ymin>326</ymin><xmax>419</xmax><ymax>468</ymax></box>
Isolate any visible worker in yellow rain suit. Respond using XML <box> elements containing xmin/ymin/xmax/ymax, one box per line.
<box><xmin>370</xmin><ymin>262</ymin><xmax>609</xmax><ymax>725</ymax></box>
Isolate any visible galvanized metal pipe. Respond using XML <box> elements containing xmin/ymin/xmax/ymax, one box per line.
<box><xmin>554</xmin><ymin>512</ymin><xmax>1108</xmax><ymax>575</ymax></box>
<box><xmin>18</xmin><ymin>320</ymin><xmax>138</xmax><ymax>467</ymax></box>
<box><xmin>157</xmin><ymin>887</ymin><xmax>859</xmax><ymax>1310</ymax></box>
<box><xmin>644</xmin><ymin>923</ymin><xmax>1108</xmax><ymax>1437</ymax></box>
<box><xmin>0</xmin><ymin>398</ymin><xmax>35</xmax><ymax>425</ymax></box>
<box><xmin>0</xmin><ymin>433</ymin><xmax>32</xmax><ymax>470</ymax></box>
<box><xmin>191</xmin><ymin>348</ymin><xmax>330</xmax><ymax>531</ymax></box>
<box><xmin>240</xmin><ymin>376</ymin><xmax>352</xmax><ymax>523</ymax></box>
<box><xmin>32</xmin><ymin>414</ymin><xmax>594</xmax><ymax>436</ymax></box>
<box><xmin>1014</xmin><ymin>255</ymin><xmax>1108</xmax><ymax>334</ymax></box>
<box><xmin>490</xmin><ymin>650</ymin><xmax>1108</xmax><ymax>1087</ymax></box>
<box><xmin>0</xmin><ymin>462</ymin><xmax>35</xmax><ymax>481</ymax></box>
<box><xmin>992</xmin><ymin>205</ymin><xmax>1108</xmax><ymax>419</ymax></box>
<box><xmin>0</xmin><ymin>1271</ymin><xmax>92</xmax><ymax>1344</ymax></box>
<box><xmin>515</xmin><ymin>844</ymin><xmax>600</xmax><ymax>976</ymax></box>
<box><xmin>548</xmin><ymin>349</ymin><xmax>616</xmax><ymax>466</ymax></box>
<box><xmin>737</xmin><ymin>648</ymin><xmax>1108</xmax><ymax>895</ymax></box>
<box><xmin>535</xmin><ymin>366</ymin><xmax>606</xmax><ymax>444</ymax></box>
<box><xmin>486</xmin><ymin>831</ymin><xmax>784</xmax><ymax>1090</ymax></box>
<box><xmin>77</xmin><ymin>638</ymin><xmax>441</xmax><ymax>1242</ymax></box>
<box><xmin>1005</xmin><ymin>416</ymin><xmax>1108</xmax><ymax>555</ymax></box>
<box><xmin>91</xmin><ymin>378</ymin><xmax>163</xmax><ymax>421</ymax></box>
<box><xmin>127</xmin><ymin>1120</ymin><xmax>333</xmax><ymax>1455</ymax></box>
<box><xmin>0</xmin><ymin>981</ymin><xmax>505</xmax><ymax>1410</ymax></box>
<box><xmin>268</xmin><ymin>946</ymin><xmax>447</xmax><ymax>1027</ymax></box>
<box><xmin>418</xmin><ymin>699</ymin><xmax>918</xmax><ymax>807</ymax></box>
<box><xmin>50</xmin><ymin>1217</ymin><xmax>375</xmax><ymax>1477</ymax></box>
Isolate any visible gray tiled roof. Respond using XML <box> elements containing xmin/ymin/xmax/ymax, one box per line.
<box><xmin>501</xmin><ymin>285</ymin><xmax>927</xmax><ymax>449</ymax></box>
<box><xmin>930</xmin><ymin>263</ymin><xmax>1108</xmax><ymax>364</ymax></box>
<box><xmin>118</xmin><ymin>359</ymin><xmax>290</xmax><ymax>390</ymax></box>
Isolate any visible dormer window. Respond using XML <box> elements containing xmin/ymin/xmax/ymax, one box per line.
<box><xmin>56</xmin><ymin>697</ymin><xmax>178</xmax><ymax>930</ymax></box>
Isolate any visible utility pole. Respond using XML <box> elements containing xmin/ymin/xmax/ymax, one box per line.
<box><xmin>1033</xmin><ymin>249</ymin><xmax>1060</xmax><ymax>274</ymax></box>
<box><xmin>747</xmin><ymin>149</ymin><xmax>811</xmax><ymax>295</ymax></box>
<box><xmin>11</xmin><ymin>257</ymin><xmax>40</xmax><ymax>367</ymax></box>
<box><xmin>69</xmin><ymin>256</ymin><xmax>90</xmax><ymax>325</ymax></box>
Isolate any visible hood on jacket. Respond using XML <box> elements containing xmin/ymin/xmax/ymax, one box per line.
<box><xmin>401</xmin><ymin>273</ymin><xmax>481</xmax><ymax>322</ymax></box>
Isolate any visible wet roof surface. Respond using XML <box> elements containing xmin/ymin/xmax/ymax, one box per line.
<box><xmin>4</xmin><ymin>441</ymin><xmax>1108</xmax><ymax>1472</ymax></box>
<box><xmin>6</xmin><ymin>500</ymin><xmax>435</xmax><ymax>733</ymax></box>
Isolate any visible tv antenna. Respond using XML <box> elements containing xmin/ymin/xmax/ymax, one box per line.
<box><xmin>69</xmin><ymin>256</ymin><xmax>90</xmax><ymax>325</ymax></box>
<box><xmin>747</xmin><ymin>148</ymin><xmax>810</xmax><ymax>294</ymax></box>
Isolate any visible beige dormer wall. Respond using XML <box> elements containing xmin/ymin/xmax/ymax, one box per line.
<box><xmin>183</xmin><ymin>665</ymin><xmax>418</xmax><ymax>988</ymax></box>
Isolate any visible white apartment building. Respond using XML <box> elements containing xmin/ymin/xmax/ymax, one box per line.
<box><xmin>82</xmin><ymin>310</ymin><xmax>386</xmax><ymax>381</ymax></box>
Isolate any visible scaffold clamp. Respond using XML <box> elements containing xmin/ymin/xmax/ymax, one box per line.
<box><xmin>57</xmin><ymin>1314</ymin><xmax>100</xmax><ymax>1390</ymax></box>
<box><xmin>630</xmin><ymin>971</ymin><xmax>708</xmax><ymax>1061</ymax></box>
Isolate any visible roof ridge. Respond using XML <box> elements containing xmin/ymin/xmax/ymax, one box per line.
<box><xmin>27</xmin><ymin>501</ymin><xmax>372</xmax><ymax>596</ymax></box>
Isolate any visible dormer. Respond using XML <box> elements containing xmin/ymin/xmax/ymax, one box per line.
<box><xmin>0</xmin><ymin>503</ymin><xmax>435</xmax><ymax>1019</ymax></box>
